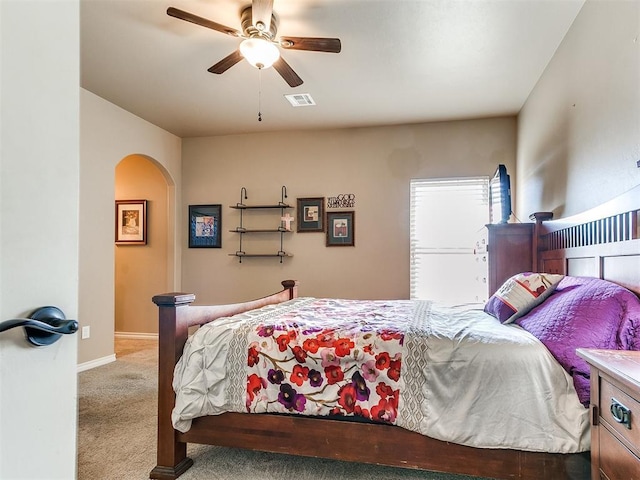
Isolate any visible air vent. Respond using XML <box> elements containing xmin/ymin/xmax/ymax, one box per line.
<box><xmin>284</xmin><ymin>93</ymin><xmax>316</xmax><ymax>107</ymax></box>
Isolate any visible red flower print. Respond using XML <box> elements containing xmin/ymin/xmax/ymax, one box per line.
<box><xmin>388</xmin><ymin>389</ymin><xmax>399</xmax><ymax>409</ymax></box>
<box><xmin>303</xmin><ymin>337</ymin><xmax>320</xmax><ymax>354</ymax></box>
<box><xmin>292</xmin><ymin>346</ymin><xmax>307</xmax><ymax>363</ymax></box>
<box><xmin>247</xmin><ymin>373</ymin><xmax>265</xmax><ymax>402</ymax></box>
<box><xmin>337</xmin><ymin>384</ymin><xmax>357</xmax><ymax>414</ymax></box>
<box><xmin>379</xmin><ymin>329</ymin><xmax>403</xmax><ymax>341</ymax></box>
<box><xmin>290</xmin><ymin>364</ymin><xmax>309</xmax><ymax>387</ymax></box>
<box><xmin>276</xmin><ymin>334</ymin><xmax>290</xmax><ymax>352</ymax></box>
<box><xmin>316</xmin><ymin>330</ymin><xmax>336</xmax><ymax>347</ymax></box>
<box><xmin>370</xmin><ymin>397</ymin><xmax>397</xmax><ymax>424</ymax></box>
<box><xmin>333</xmin><ymin>337</ymin><xmax>355</xmax><ymax>357</ymax></box>
<box><xmin>363</xmin><ymin>344</ymin><xmax>374</xmax><ymax>354</ymax></box>
<box><xmin>375</xmin><ymin>352</ymin><xmax>391</xmax><ymax>370</ymax></box>
<box><xmin>324</xmin><ymin>365</ymin><xmax>344</xmax><ymax>385</ymax></box>
<box><xmin>388</xmin><ymin>359</ymin><xmax>401</xmax><ymax>382</ymax></box>
<box><xmin>247</xmin><ymin>346</ymin><xmax>260</xmax><ymax>367</ymax></box>
<box><xmin>376</xmin><ymin>382</ymin><xmax>394</xmax><ymax>399</ymax></box>
<box><xmin>287</xmin><ymin>330</ymin><xmax>297</xmax><ymax>341</ymax></box>
<box><xmin>353</xmin><ymin>405</ymin><xmax>370</xmax><ymax>419</ymax></box>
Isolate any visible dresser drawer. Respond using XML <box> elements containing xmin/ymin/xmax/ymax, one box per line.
<box><xmin>599</xmin><ymin>425</ymin><xmax>640</xmax><ymax>480</ymax></box>
<box><xmin>600</xmin><ymin>378</ymin><xmax>640</xmax><ymax>455</ymax></box>
<box><xmin>474</xmin><ymin>235</ymin><xmax>487</xmax><ymax>255</ymax></box>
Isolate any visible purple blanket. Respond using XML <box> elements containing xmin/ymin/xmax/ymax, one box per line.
<box><xmin>516</xmin><ymin>276</ymin><xmax>640</xmax><ymax>404</ymax></box>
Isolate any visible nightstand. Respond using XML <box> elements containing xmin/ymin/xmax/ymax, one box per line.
<box><xmin>576</xmin><ymin>349</ymin><xmax>640</xmax><ymax>480</ymax></box>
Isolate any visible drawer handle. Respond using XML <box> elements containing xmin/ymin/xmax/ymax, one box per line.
<box><xmin>610</xmin><ymin>398</ymin><xmax>632</xmax><ymax>429</ymax></box>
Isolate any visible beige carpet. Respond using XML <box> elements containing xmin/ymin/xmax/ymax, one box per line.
<box><xmin>77</xmin><ymin>341</ymin><xmax>491</xmax><ymax>480</ymax></box>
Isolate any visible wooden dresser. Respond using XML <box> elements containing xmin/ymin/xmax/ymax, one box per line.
<box><xmin>577</xmin><ymin>349</ymin><xmax>640</xmax><ymax>480</ymax></box>
<box><xmin>474</xmin><ymin>223</ymin><xmax>534</xmax><ymax>300</ymax></box>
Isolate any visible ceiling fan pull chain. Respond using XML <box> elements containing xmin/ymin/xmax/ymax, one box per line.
<box><xmin>258</xmin><ymin>68</ymin><xmax>263</xmax><ymax>122</ymax></box>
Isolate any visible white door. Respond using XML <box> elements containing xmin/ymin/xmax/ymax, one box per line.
<box><xmin>0</xmin><ymin>1</ymin><xmax>79</xmax><ymax>478</ymax></box>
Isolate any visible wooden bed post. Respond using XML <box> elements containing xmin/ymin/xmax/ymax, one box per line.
<box><xmin>149</xmin><ymin>293</ymin><xmax>196</xmax><ymax>480</ymax></box>
<box><xmin>282</xmin><ymin>279</ymin><xmax>298</xmax><ymax>300</ymax></box>
<box><xmin>529</xmin><ymin>211</ymin><xmax>553</xmax><ymax>272</ymax></box>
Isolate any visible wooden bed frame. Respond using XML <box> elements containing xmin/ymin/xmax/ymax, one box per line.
<box><xmin>150</xmin><ymin>185</ymin><xmax>640</xmax><ymax>480</ymax></box>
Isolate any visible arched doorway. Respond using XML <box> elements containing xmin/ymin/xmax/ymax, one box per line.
<box><xmin>114</xmin><ymin>154</ymin><xmax>175</xmax><ymax>336</ymax></box>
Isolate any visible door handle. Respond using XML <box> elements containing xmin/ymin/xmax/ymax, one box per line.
<box><xmin>0</xmin><ymin>306</ymin><xmax>78</xmax><ymax>346</ymax></box>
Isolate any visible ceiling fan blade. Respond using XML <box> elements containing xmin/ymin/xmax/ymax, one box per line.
<box><xmin>251</xmin><ymin>0</ymin><xmax>274</xmax><ymax>33</ymax></box>
<box><xmin>167</xmin><ymin>7</ymin><xmax>241</xmax><ymax>37</ymax></box>
<box><xmin>273</xmin><ymin>57</ymin><xmax>303</xmax><ymax>87</ymax></box>
<box><xmin>279</xmin><ymin>36</ymin><xmax>341</xmax><ymax>53</ymax></box>
<box><xmin>208</xmin><ymin>50</ymin><xmax>244</xmax><ymax>74</ymax></box>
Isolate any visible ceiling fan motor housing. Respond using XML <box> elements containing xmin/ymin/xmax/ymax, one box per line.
<box><xmin>241</xmin><ymin>6</ymin><xmax>278</xmax><ymax>40</ymax></box>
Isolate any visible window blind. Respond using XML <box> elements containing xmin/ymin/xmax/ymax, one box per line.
<box><xmin>410</xmin><ymin>177</ymin><xmax>489</xmax><ymax>303</ymax></box>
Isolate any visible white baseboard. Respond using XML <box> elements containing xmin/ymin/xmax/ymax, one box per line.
<box><xmin>114</xmin><ymin>331</ymin><xmax>159</xmax><ymax>340</ymax></box>
<box><xmin>77</xmin><ymin>333</ymin><xmax>158</xmax><ymax>372</ymax></box>
<box><xmin>77</xmin><ymin>354</ymin><xmax>116</xmax><ymax>373</ymax></box>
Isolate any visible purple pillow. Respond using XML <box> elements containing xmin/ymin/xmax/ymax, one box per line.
<box><xmin>516</xmin><ymin>276</ymin><xmax>640</xmax><ymax>405</ymax></box>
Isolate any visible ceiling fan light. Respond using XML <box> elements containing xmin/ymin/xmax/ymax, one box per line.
<box><xmin>240</xmin><ymin>38</ymin><xmax>280</xmax><ymax>69</ymax></box>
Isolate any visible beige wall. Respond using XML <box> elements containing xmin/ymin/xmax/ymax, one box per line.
<box><xmin>115</xmin><ymin>155</ymin><xmax>169</xmax><ymax>334</ymax></box>
<box><xmin>182</xmin><ymin>117</ymin><xmax>516</xmax><ymax>303</ymax></box>
<box><xmin>79</xmin><ymin>89</ymin><xmax>182</xmax><ymax>366</ymax></box>
<box><xmin>516</xmin><ymin>0</ymin><xmax>640</xmax><ymax>218</ymax></box>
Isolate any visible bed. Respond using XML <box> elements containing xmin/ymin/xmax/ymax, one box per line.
<box><xmin>150</xmin><ymin>185</ymin><xmax>640</xmax><ymax>480</ymax></box>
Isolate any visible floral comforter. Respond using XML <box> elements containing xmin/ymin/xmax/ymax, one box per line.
<box><xmin>245</xmin><ymin>298</ymin><xmax>405</xmax><ymax>422</ymax></box>
<box><xmin>172</xmin><ymin>297</ymin><xmax>590</xmax><ymax>453</ymax></box>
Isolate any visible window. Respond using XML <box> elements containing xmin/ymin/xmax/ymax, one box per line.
<box><xmin>410</xmin><ymin>177</ymin><xmax>489</xmax><ymax>304</ymax></box>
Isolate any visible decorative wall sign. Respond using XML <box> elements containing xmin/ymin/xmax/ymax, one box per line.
<box><xmin>327</xmin><ymin>193</ymin><xmax>355</xmax><ymax>209</ymax></box>
<box><xmin>281</xmin><ymin>213</ymin><xmax>295</xmax><ymax>231</ymax></box>
<box><xmin>115</xmin><ymin>200</ymin><xmax>147</xmax><ymax>245</ymax></box>
<box><xmin>326</xmin><ymin>211</ymin><xmax>355</xmax><ymax>247</ymax></box>
<box><xmin>296</xmin><ymin>197</ymin><xmax>324</xmax><ymax>232</ymax></box>
<box><xmin>189</xmin><ymin>204</ymin><xmax>222</xmax><ymax>248</ymax></box>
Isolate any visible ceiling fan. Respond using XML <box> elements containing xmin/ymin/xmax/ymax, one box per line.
<box><xmin>167</xmin><ymin>0</ymin><xmax>342</xmax><ymax>87</ymax></box>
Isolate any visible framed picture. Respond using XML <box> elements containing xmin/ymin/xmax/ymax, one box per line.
<box><xmin>326</xmin><ymin>211</ymin><xmax>355</xmax><ymax>247</ymax></box>
<box><xmin>115</xmin><ymin>200</ymin><xmax>147</xmax><ymax>245</ymax></box>
<box><xmin>296</xmin><ymin>197</ymin><xmax>324</xmax><ymax>232</ymax></box>
<box><xmin>189</xmin><ymin>204</ymin><xmax>222</xmax><ymax>248</ymax></box>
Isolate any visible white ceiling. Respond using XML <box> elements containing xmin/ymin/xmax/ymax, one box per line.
<box><xmin>80</xmin><ymin>0</ymin><xmax>585</xmax><ymax>138</ymax></box>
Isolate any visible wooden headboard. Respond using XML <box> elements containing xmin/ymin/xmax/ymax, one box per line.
<box><xmin>530</xmin><ymin>185</ymin><xmax>640</xmax><ymax>295</ymax></box>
